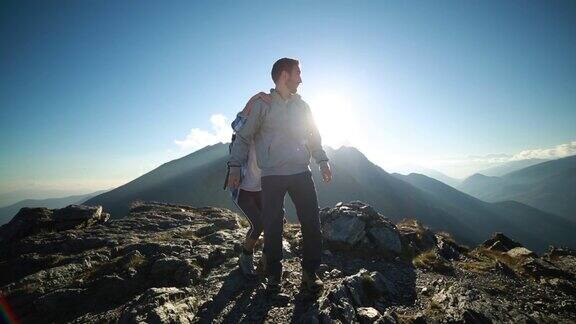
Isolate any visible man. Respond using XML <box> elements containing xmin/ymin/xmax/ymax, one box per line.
<box><xmin>227</xmin><ymin>58</ymin><xmax>332</xmax><ymax>295</ymax></box>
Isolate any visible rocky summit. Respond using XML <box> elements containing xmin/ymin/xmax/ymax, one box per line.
<box><xmin>0</xmin><ymin>201</ymin><xmax>575</xmax><ymax>323</ymax></box>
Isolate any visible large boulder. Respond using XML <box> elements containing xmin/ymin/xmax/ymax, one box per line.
<box><xmin>314</xmin><ymin>268</ymin><xmax>398</xmax><ymax>323</ymax></box>
<box><xmin>0</xmin><ymin>205</ymin><xmax>109</xmax><ymax>242</ymax></box>
<box><xmin>52</xmin><ymin>205</ymin><xmax>109</xmax><ymax>230</ymax></box>
<box><xmin>482</xmin><ymin>232</ymin><xmax>523</xmax><ymax>252</ymax></box>
<box><xmin>396</xmin><ymin>219</ymin><xmax>437</xmax><ymax>256</ymax></box>
<box><xmin>356</xmin><ymin>307</ymin><xmax>381</xmax><ymax>324</ymax></box>
<box><xmin>435</xmin><ymin>234</ymin><xmax>467</xmax><ymax>261</ymax></box>
<box><xmin>321</xmin><ymin>208</ymin><xmax>366</xmax><ymax>247</ymax></box>
<box><xmin>321</xmin><ymin>202</ymin><xmax>401</xmax><ymax>255</ymax></box>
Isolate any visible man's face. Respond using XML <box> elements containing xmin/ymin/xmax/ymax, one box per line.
<box><xmin>285</xmin><ymin>64</ymin><xmax>302</xmax><ymax>93</ymax></box>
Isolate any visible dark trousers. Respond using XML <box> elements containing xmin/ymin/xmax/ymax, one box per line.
<box><xmin>261</xmin><ymin>171</ymin><xmax>322</xmax><ymax>278</ymax></box>
<box><xmin>235</xmin><ymin>189</ymin><xmax>264</xmax><ymax>241</ymax></box>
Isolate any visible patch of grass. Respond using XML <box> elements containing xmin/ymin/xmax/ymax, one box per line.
<box><xmin>236</xmin><ymin>216</ymin><xmax>250</xmax><ymax>228</ymax></box>
<box><xmin>459</xmin><ymin>247</ymin><xmax>525</xmax><ymax>275</ymax></box>
<box><xmin>360</xmin><ymin>271</ymin><xmax>382</xmax><ymax>301</ymax></box>
<box><xmin>122</xmin><ymin>252</ymin><xmax>147</xmax><ymax>271</ymax></box>
<box><xmin>398</xmin><ymin>219</ymin><xmax>431</xmax><ymax>261</ymax></box>
<box><xmin>397</xmin><ymin>219</ymin><xmax>428</xmax><ymax>236</ymax></box>
<box><xmin>412</xmin><ymin>250</ymin><xmax>452</xmax><ymax>274</ymax></box>
<box><xmin>398</xmin><ymin>218</ymin><xmax>447</xmax><ymax>261</ymax></box>
<box><xmin>425</xmin><ymin>298</ymin><xmax>445</xmax><ymax>318</ymax></box>
<box><xmin>458</xmin><ymin>259</ymin><xmax>495</xmax><ymax>274</ymax></box>
<box><xmin>478</xmin><ymin>247</ymin><xmax>525</xmax><ymax>273</ymax></box>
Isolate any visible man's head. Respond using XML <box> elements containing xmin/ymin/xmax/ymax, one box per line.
<box><xmin>271</xmin><ymin>58</ymin><xmax>301</xmax><ymax>94</ymax></box>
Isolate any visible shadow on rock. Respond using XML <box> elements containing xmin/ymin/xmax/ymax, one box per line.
<box><xmin>195</xmin><ymin>268</ymin><xmax>269</xmax><ymax>323</ymax></box>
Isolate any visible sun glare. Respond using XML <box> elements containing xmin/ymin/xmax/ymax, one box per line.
<box><xmin>309</xmin><ymin>92</ymin><xmax>359</xmax><ymax>149</ymax></box>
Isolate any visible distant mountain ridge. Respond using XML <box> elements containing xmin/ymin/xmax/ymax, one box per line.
<box><xmin>83</xmin><ymin>143</ymin><xmax>576</xmax><ymax>252</ymax></box>
<box><xmin>85</xmin><ymin>143</ymin><xmax>231</xmax><ymax>218</ymax></box>
<box><xmin>477</xmin><ymin>158</ymin><xmax>549</xmax><ymax>177</ymax></box>
<box><xmin>395</xmin><ymin>166</ymin><xmax>461</xmax><ymax>188</ymax></box>
<box><xmin>85</xmin><ymin>144</ymin><xmax>482</xmax><ymax>247</ymax></box>
<box><xmin>394</xmin><ymin>173</ymin><xmax>575</xmax><ymax>252</ymax></box>
<box><xmin>0</xmin><ymin>188</ymin><xmax>106</xmax><ymax>208</ymax></box>
<box><xmin>0</xmin><ymin>190</ymin><xmax>107</xmax><ymax>225</ymax></box>
<box><xmin>458</xmin><ymin>155</ymin><xmax>576</xmax><ymax>222</ymax></box>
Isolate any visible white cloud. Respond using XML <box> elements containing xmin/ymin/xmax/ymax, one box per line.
<box><xmin>416</xmin><ymin>140</ymin><xmax>576</xmax><ymax>178</ymax></box>
<box><xmin>427</xmin><ymin>154</ymin><xmax>513</xmax><ymax>166</ymax></box>
<box><xmin>511</xmin><ymin>141</ymin><xmax>576</xmax><ymax>160</ymax></box>
<box><xmin>174</xmin><ymin>114</ymin><xmax>232</xmax><ymax>152</ymax></box>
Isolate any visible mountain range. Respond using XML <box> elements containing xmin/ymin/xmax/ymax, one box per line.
<box><xmin>83</xmin><ymin>143</ymin><xmax>575</xmax><ymax>253</ymax></box>
<box><xmin>387</xmin><ymin>164</ymin><xmax>461</xmax><ymax>188</ymax></box>
<box><xmin>476</xmin><ymin>158</ymin><xmax>549</xmax><ymax>177</ymax></box>
<box><xmin>0</xmin><ymin>188</ymin><xmax>106</xmax><ymax>208</ymax></box>
<box><xmin>458</xmin><ymin>155</ymin><xmax>576</xmax><ymax>223</ymax></box>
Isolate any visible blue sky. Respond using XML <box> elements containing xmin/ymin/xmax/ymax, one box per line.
<box><xmin>1</xmin><ymin>0</ymin><xmax>575</xmax><ymax>194</ymax></box>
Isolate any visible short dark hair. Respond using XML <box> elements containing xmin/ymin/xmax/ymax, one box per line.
<box><xmin>271</xmin><ymin>58</ymin><xmax>299</xmax><ymax>83</ymax></box>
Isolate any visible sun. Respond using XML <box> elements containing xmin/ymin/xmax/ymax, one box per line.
<box><xmin>308</xmin><ymin>92</ymin><xmax>359</xmax><ymax>149</ymax></box>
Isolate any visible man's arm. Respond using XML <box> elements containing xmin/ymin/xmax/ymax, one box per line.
<box><xmin>303</xmin><ymin>102</ymin><xmax>329</xmax><ymax>164</ymax></box>
<box><xmin>303</xmin><ymin>102</ymin><xmax>332</xmax><ymax>183</ymax></box>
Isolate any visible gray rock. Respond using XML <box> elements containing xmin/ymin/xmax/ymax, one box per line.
<box><xmin>1</xmin><ymin>201</ymin><xmax>574</xmax><ymax>323</ymax></box>
<box><xmin>482</xmin><ymin>232</ymin><xmax>523</xmax><ymax>252</ymax></box>
<box><xmin>436</xmin><ymin>234</ymin><xmax>465</xmax><ymax>261</ymax></box>
<box><xmin>0</xmin><ymin>205</ymin><xmax>108</xmax><ymax>243</ymax></box>
<box><xmin>338</xmin><ymin>298</ymin><xmax>357</xmax><ymax>323</ymax></box>
<box><xmin>357</xmin><ymin>307</ymin><xmax>380</xmax><ymax>323</ymax></box>
<box><xmin>11</xmin><ymin>261</ymin><xmax>90</xmax><ymax>295</ymax></box>
<box><xmin>367</xmin><ymin>226</ymin><xmax>401</xmax><ymax>254</ymax></box>
<box><xmin>507</xmin><ymin>247</ymin><xmax>536</xmax><ymax>259</ymax></box>
<box><xmin>322</xmin><ymin>210</ymin><xmax>366</xmax><ymax>246</ymax></box>
<box><xmin>321</xmin><ymin>202</ymin><xmax>402</xmax><ymax>255</ymax></box>
<box><xmin>520</xmin><ymin>258</ymin><xmax>568</xmax><ymax>279</ymax></box>
<box><xmin>319</xmin><ymin>269</ymin><xmax>398</xmax><ymax>323</ymax></box>
<box><xmin>53</xmin><ymin>205</ymin><xmax>106</xmax><ymax>222</ymax></box>
<box><xmin>119</xmin><ymin>287</ymin><xmax>198</xmax><ymax>324</ymax></box>
<box><xmin>150</xmin><ymin>256</ymin><xmax>200</xmax><ymax>286</ymax></box>
<box><xmin>396</xmin><ymin>219</ymin><xmax>437</xmax><ymax>256</ymax></box>
<box><xmin>33</xmin><ymin>288</ymin><xmax>86</xmax><ymax>315</ymax></box>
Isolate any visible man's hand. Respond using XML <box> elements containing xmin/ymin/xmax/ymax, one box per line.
<box><xmin>243</xmin><ymin>92</ymin><xmax>272</xmax><ymax>114</ymax></box>
<box><xmin>320</xmin><ymin>162</ymin><xmax>332</xmax><ymax>183</ymax></box>
<box><xmin>227</xmin><ymin>167</ymin><xmax>241</xmax><ymax>189</ymax></box>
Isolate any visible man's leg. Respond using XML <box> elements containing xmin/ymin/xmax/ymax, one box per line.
<box><xmin>261</xmin><ymin>175</ymin><xmax>288</xmax><ymax>281</ymax></box>
<box><xmin>287</xmin><ymin>171</ymin><xmax>322</xmax><ymax>275</ymax></box>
